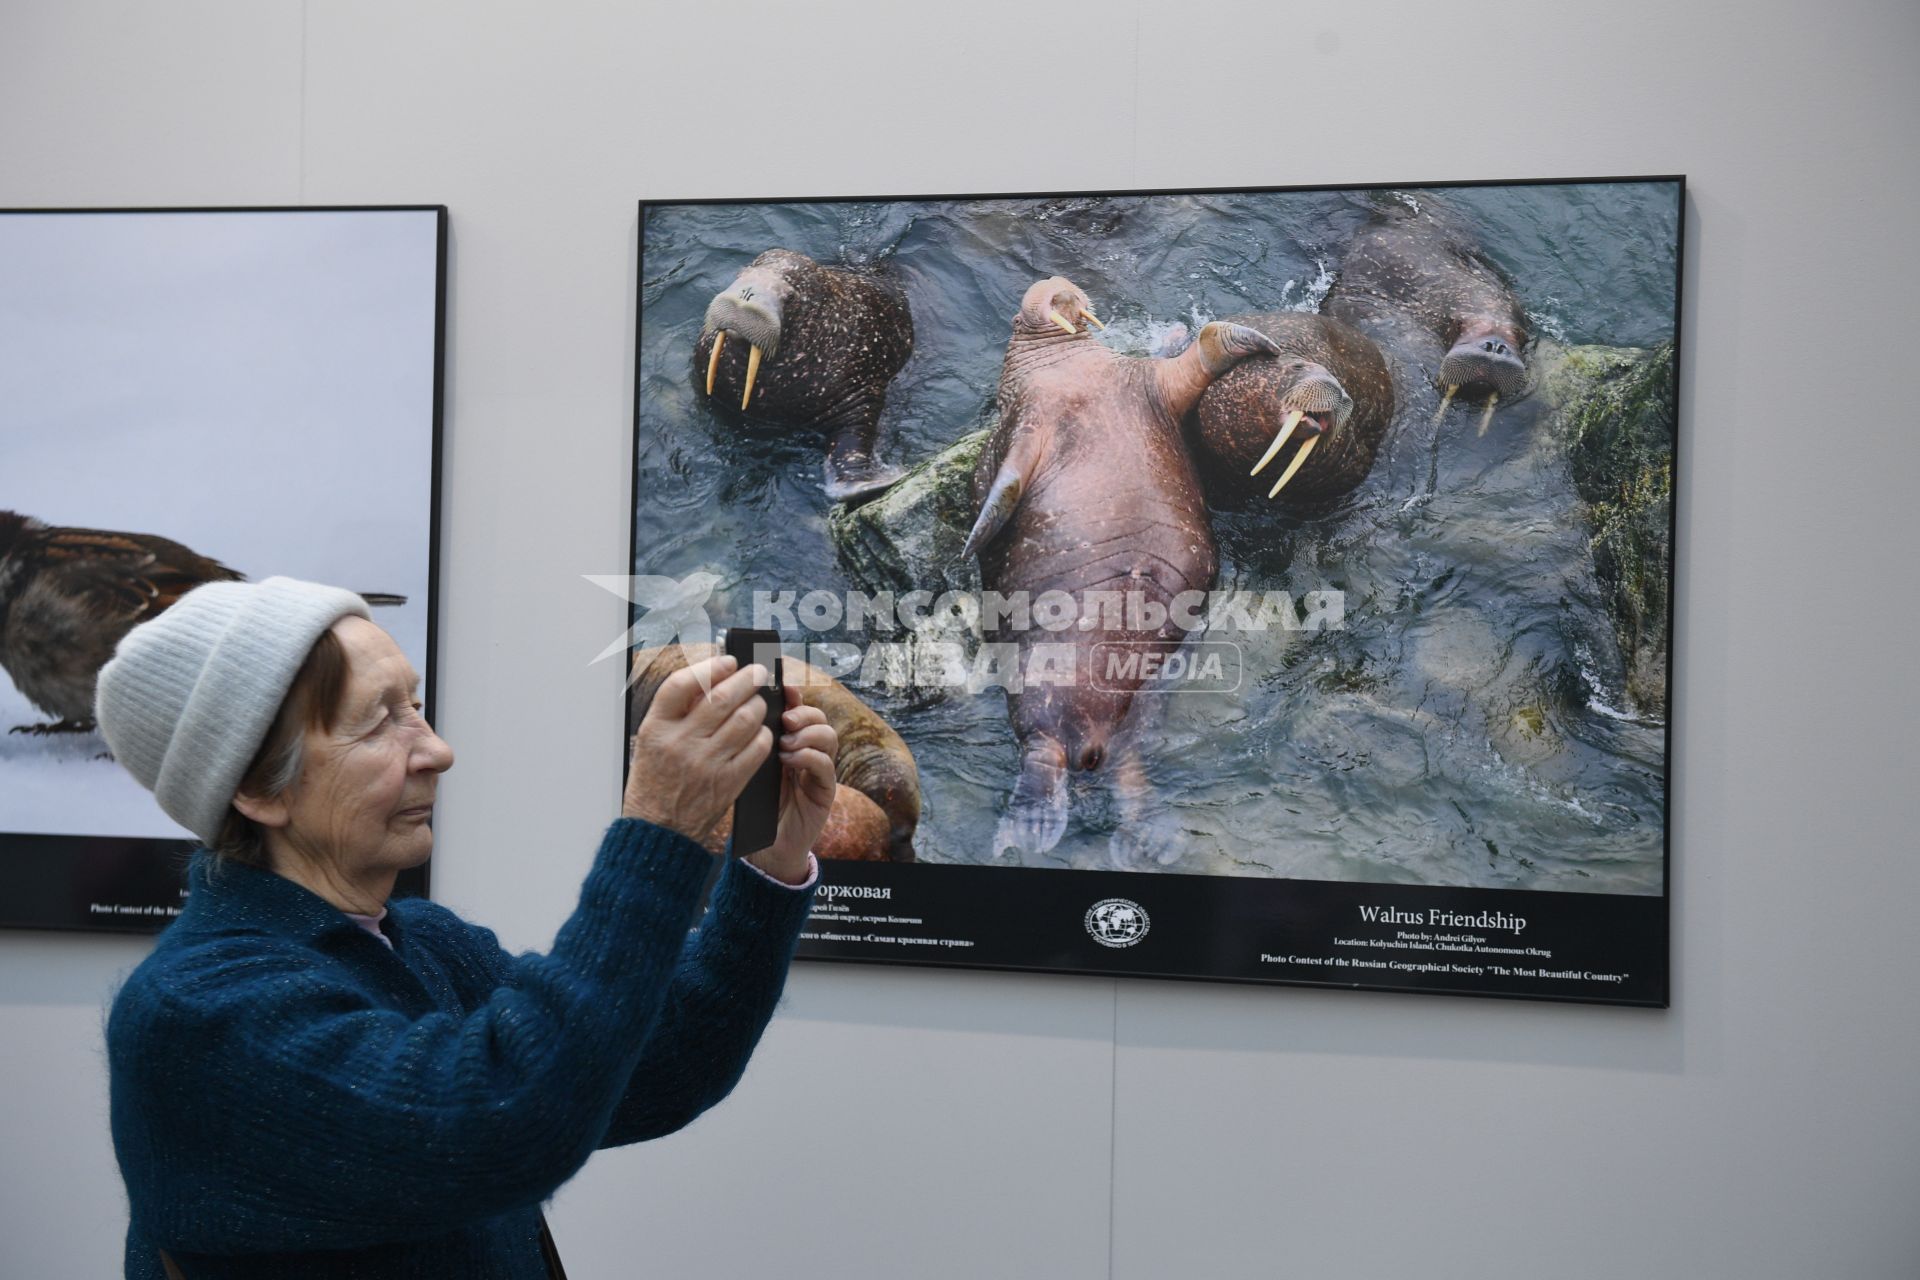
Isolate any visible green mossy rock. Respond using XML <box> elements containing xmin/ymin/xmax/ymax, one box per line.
<box><xmin>827</xmin><ymin>424</ymin><xmax>990</xmax><ymax>601</ymax></box>
<box><xmin>1542</xmin><ymin>341</ymin><xmax>1675</xmax><ymax>718</ymax></box>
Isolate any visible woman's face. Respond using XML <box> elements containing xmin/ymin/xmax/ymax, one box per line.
<box><xmin>277</xmin><ymin>616</ymin><xmax>454</xmax><ymax>878</ymax></box>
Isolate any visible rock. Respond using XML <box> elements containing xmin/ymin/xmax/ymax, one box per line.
<box><xmin>824</xmin><ymin>424</ymin><xmax>992</xmax><ymax>699</ymax></box>
<box><xmin>827</xmin><ymin>423</ymin><xmax>989</xmax><ymax>602</ymax></box>
<box><xmin>1540</xmin><ymin>342</ymin><xmax>1675</xmax><ymax>718</ymax></box>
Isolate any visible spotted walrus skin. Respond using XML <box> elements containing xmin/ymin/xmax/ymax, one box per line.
<box><xmin>1322</xmin><ymin>196</ymin><xmax>1531</xmax><ymax>434</ymax></box>
<box><xmin>692</xmin><ymin>249</ymin><xmax>914</xmax><ymax>505</ymax></box>
<box><xmin>963</xmin><ymin>277</ymin><xmax>1283</xmax><ymax>865</ymax></box>
<box><xmin>626</xmin><ymin>641</ymin><xmax>921</xmax><ymax>861</ymax></box>
<box><xmin>1185</xmin><ymin>312</ymin><xmax>1395</xmax><ymax>511</ymax></box>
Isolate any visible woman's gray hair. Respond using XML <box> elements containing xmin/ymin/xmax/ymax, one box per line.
<box><xmin>209</xmin><ymin>735</ymin><xmax>307</xmax><ymax>867</ymax></box>
<box><xmin>205</xmin><ymin>626</ymin><xmax>351</xmax><ymax>867</ymax></box>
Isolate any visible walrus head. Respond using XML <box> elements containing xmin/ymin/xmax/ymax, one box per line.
<box><xmin>1437</xmin><ymin>316</ymin><xmax>1530</xmax><ymax>403</ymax></box>
<box><xmin>702</xmin><ymin>260</ymin><xmax>795</xmax><ymax>410</ymax></box>
<box><xmin>1248</xmin><ymin>363</ymin><xmax>1354</xmax><ymax>499</ymax></box>
<box><xmin>1013</xmin><ymin>276</ymin><xmax>1104</xmax><ymax>338</ymax></box>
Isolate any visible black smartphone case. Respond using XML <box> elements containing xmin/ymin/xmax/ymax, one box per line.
<box><xmin>722</xmin><ymin>628</ymin><xmax>784</xmax><ymax>855</ymax></box>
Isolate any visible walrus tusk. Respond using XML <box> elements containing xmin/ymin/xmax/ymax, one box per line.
<box><xmin>1432</xmin><ymin>383</ymin><xmax>1458</xmax><ymax>424</ymax></box>
<box><xmin>1048</xmin><ymin>309</ymin><xmax>1078</xmax><ymax>336</ymax></box>
<box><xmin>741</xmin><ymin>343</ymin><xmax>763</xmax><ymax>410</ymax></box>
<box><xmin>1267</xmin><ymin>434</ymin><xmax>1319</xmax><ymax>498</ymax></box>
<box><xmin>1250</xmin><ymin>409</ymin><xmax>1304</xmax><ymax>477</ymax></box>
<box><xmin>1079</xmin><ymin>307</ymin><xmax>1106</xmax><ymax>330</ymax></box>
<box><xmin>1476</xmin><ymin>391</ymin><xmax>1500</xmax><ymax>437</ymax></box>
<box><xmin>705</xmin><ymin>330</ymin><xmax>727</xmax><ymax>397</ymax></box>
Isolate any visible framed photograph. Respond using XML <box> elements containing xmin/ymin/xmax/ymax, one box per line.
<box><xmin>0</xmin><ymin>206</ymin><xmax>446</xmax><ymax>932</ymax></box>
<box><xmin>628</xmin><ymin>177</ymin><xmax>1679</xmax><ymax>1005</ymax></box>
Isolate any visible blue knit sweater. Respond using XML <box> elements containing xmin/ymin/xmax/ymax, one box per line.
<box><xmin>105</xmin><ymin>817</ymin><xmax>816</xmax><ymax>1278</ymax></box>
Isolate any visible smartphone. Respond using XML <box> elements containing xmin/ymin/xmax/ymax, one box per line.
<box><xmin>722</xmin><ymin>627</ymin><xmax>785</xmax><ymax>855</ymax></box>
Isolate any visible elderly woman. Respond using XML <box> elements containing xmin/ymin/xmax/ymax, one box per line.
<box><xmin>96</xmin><ymin>577</ymin><xmax>835</xmax><ymax>1279</ymax></box>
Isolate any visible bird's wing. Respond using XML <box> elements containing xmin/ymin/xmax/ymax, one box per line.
<box><xmin>30</xmin><ymin>526</ymin><xmax>244</xmax><ymax>628</ymax></box>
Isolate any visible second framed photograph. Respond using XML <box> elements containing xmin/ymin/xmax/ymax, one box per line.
<box><xmin>0</xmin><ymin>205</ymin><xmax>446</xmax><ymax>932</ymax></box>
<box><xmin>628</xmin><ymin>178</ymin><xmax>1679</xmax><ymax>1006</ymax></box>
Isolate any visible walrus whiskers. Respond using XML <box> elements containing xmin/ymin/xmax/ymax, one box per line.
<box><xmin>1250</xmin><ymin>409</ymin><xmax>1304</xmax><ymax>477</ymax></box>
<box><xmin>1433</xmin><ymin>383</ymin><xmax>1458</xmax><ymax>423</ymax></box>
<box><xmin>706</xmin><ymin>330</ymin><xmax>727</xmax><ymax>396</ymax></box>
<box><xmin>1267</xmin><ymin>434</ymin><xmax>1319</xmax><ymax>498</ymax></box>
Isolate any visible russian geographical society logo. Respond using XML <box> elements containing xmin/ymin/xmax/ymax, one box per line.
<box><xmin>1084</xmin><ymin>898</ymin><xmax>1151</xmax><ymax>948</ymax></box>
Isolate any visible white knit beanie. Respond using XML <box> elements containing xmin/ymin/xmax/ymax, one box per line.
<box><xmin>94</xmin><ymin>576</ymin><xmax>372</xmax><ymax>846</ymax></box>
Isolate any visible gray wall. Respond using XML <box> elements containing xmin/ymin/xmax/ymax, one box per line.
<box><xmin>3</xmin><ymin>2</ymin><xmax>1917</xmax><ymax>1276</ymax></box>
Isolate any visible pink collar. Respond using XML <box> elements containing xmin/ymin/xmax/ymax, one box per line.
<box><xmin>342</xmin><ymin>907</ymin><xmax>392</xmax><ymax>949</ymax></box>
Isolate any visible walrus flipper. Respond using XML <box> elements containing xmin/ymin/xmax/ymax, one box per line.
<box><xmin>1107</xmin><ymin>740</ymin><xmax>1184</xmax><ymax>869</ymax></box>
<box><xmin>1097</xmin><ymin>699</ymin><xmax>1185</xmax><ymax>868</ymax></box>
<box><xmin>961</xmin><ymin>461</ymin><xmax>1027</xmax><ymax>562</ymax></box>
<box><xmin>1150</xmin><ymin>321</ymin><xmax>1286</xmax><ymax>422</ymax></box>
<box><xmin>824</xmin><ymin>452</ymin><xmax>907</xmax><ymax>505</ymax></box>
<box><xmin>823</xmin><ymin>398</ymin><xmax>909</xmax><ymax>505</ymax></box>
<box><xmin>994</xmin><ymin>741</ymin><xmax>1070</xmax><ymax>857</ymax></box>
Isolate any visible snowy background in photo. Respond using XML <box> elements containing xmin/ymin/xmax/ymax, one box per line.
<box><xmin>0</xmin><ymin>210</ymin><xmax>439</xmax><ymax>840</ymax></box>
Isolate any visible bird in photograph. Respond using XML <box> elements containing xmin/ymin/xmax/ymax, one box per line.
<box><xmin>0</xmin><ymin>510</ymin><xmax>405</xmax><ymax>737</ymax></box>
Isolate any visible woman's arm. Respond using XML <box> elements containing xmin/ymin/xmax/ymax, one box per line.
<box><xmin>597</xmin><ymin>850</ymin><xmax>817</xmax><ymax>1148</ymax></box>
<box><xmin>592</xmin><ymin>685</ymin><xmax>835</xmax><ymax>1144</ymax></box>
<box><xmin>107</xmin><ymin>818</ymin><xmax>713</xmax><ymax>1255</ymax></box>
<box><xmin>398</xmin><ymin>847</ymin><xmax>816</xmax><ymax>1150</ymax></box>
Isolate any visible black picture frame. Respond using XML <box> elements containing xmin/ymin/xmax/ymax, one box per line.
<box><xmin>0</xmin><ymin>205</ymin><xmax>448</xmax><ymax>933</ymax></box>
<box><xmin>629</xmin><ymin>175</ymin><xmax>1681</xmax><ymax>1006</ymax></box>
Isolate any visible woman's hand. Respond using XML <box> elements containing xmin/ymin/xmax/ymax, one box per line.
<box><xmin>744</xmin><ymin>686</ymin><xmax>837</xmax><ymax>886</ymax></box>
<box><xmin>622</xmin><ymin>654</ymin><xmax>775</xmax><ymax>843</ymax></box>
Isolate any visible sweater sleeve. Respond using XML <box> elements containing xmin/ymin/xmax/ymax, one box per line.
<box><xmin>597</xmin><ymin>849</ymin><xmax>817</xmax><ymax>1148</ymax></box>
<box><xmin>106</xmin><ymin>818</ymin><xmax>714</xmax><ymax>1255</ymax></box>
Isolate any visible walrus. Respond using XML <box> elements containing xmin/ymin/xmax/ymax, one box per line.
<box><xmin>625</xmin><ymin>641</ymin><xmax>921</xmax><ymax>861</ymax></box>
<box><xmin>1322</xmin><ymin>196</ymin><xmax>1532</xmax><ymax>435</ymax></box>
<box><xmin>692</xmin><ymin>248</ymin><xmax>914</xmax><ymax>505</ymax></box>
<box><xmin>1183</xmin><ymin>312</ymin><xmax>1395</xmax><ymax>510</ymax></box>
<box><xmin>963</xmin><ymin>276</ymin><xmax>1283</xmax><ymax>862</ymax></box>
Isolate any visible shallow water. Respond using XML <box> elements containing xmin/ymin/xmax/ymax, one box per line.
<box><xmin>634</xmin><ymin>182</ymin><xmax>1678</xmax><ymax>894</ymax></box>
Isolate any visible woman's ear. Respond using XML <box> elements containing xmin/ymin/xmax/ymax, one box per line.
<box><xmin>231</xmin><ymin>788</ymin><xmax>292</xmax><ymax>830</ymax></box>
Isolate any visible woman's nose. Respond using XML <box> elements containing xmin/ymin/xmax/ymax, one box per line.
<box><xmin>417</xmin><ymin>725</ymin><xmax>455</xmax><ymax>772</ymax></box>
